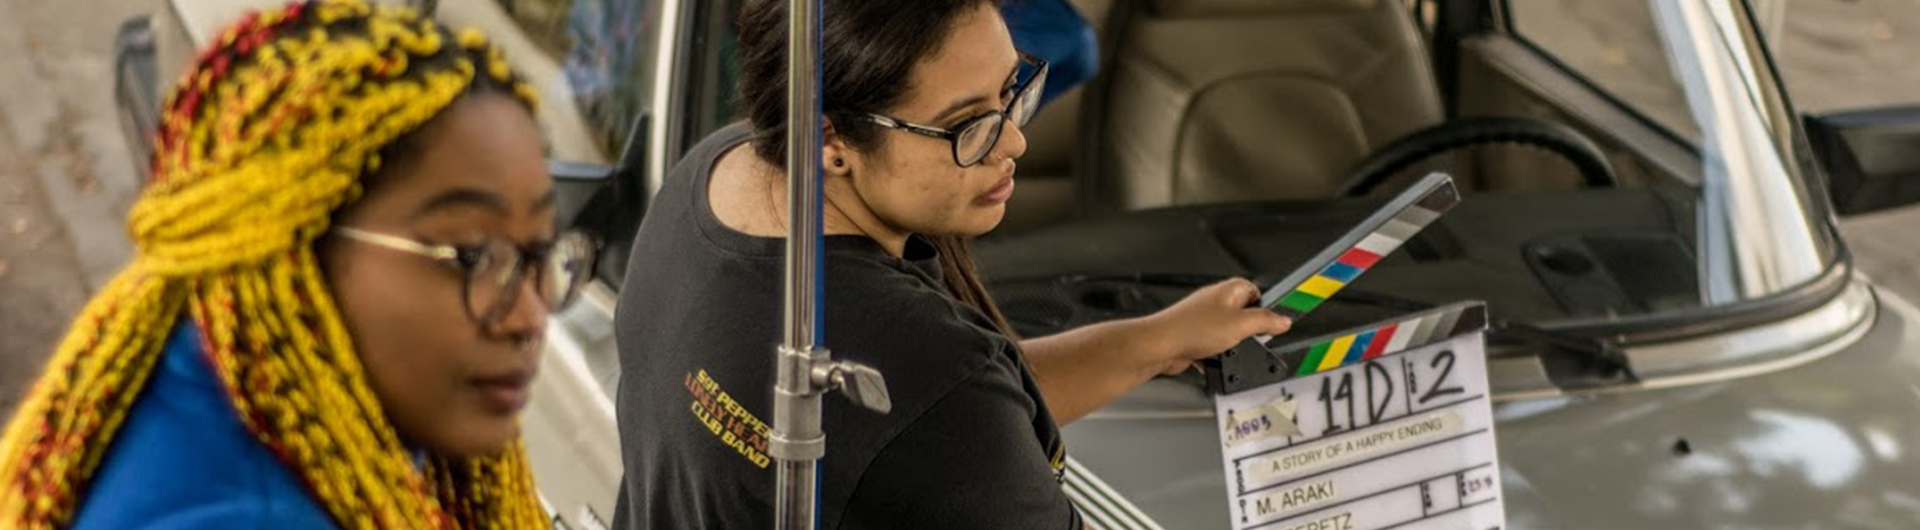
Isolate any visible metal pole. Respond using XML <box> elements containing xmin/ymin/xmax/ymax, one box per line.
<box><xmin>769</xmin><ymin>0</ymin><xmax>890</xmax><ymax>528</ymax></box>
<box><xmin>782</xmin><ymin>0</ymin><xmax>823</xmax><ymax>357</ymax></box>
<box><xmin>770</xmin><ymin>0</ymin><xmax>825</xmax><ymax>526</ymax></box>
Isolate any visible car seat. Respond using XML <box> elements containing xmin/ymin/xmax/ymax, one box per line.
<box><xmin>1081</xmin><ymin>0</ymin><xmax>1446</xmax><ymax>210</ymax></box>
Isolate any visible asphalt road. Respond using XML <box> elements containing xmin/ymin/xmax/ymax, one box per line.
<box><xmin>0</xmin><ymin>0</ymin><xmax>148</xmax><ymax>418</ymax></box>
<box><xmin>2</xmin><ymin>0</ymin><xmax>1918</xmax><ymax>421</ymax></box>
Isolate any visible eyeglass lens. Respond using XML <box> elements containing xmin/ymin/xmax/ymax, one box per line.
<box><xmin>956</xmin><ymin>61</ymin><xmax>1049</xmax><ymax>166</ymax></box>
<box><xmin>465</xmin><ymin>232</ymin><xmax>595</xmax><ymax>322</ymax></box>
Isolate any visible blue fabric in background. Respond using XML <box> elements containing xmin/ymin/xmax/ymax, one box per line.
<box><xmin>70</xmin><ymin>318</ymin><xmax>339</xmax><ymax>529</ymax></box>
<box><xmin>1003</xmin><ymin>0</ymin><xmax>1099</xmax><ymax>108</ymax></box>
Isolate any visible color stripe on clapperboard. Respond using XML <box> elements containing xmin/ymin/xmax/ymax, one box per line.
<box><xmin>1293</xmin><ymin>305</ymin><xmax>1475</xmax><ymax>376</ymax></box>
<box><xmin>1270</xmin><ymin>202</ymin><xmax>1445</xmax><ymax>316</ymax></box>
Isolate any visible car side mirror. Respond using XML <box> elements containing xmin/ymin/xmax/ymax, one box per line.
<box><xmin>548</xmin><ymin>159</ymin><xmax>617</xmax><ymax>227</ymax></box>
<box><xmin>561</xmin><ymin>114</ymin><xmax>652</xmax><ymax>286</ymax></box>
<box><xmin>1803</xmin><ymin>106</ymin><xmax>1920</xmax><ymax>216</ymax></box>
<box><xmin>550</xmin><ymin>113</ymin><xmax>651</xmax><ymax>229</ymax></box>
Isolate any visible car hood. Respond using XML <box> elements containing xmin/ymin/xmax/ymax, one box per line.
<box><xmin>1063</xmin><ymin>284</ymin><xmax>1920</xmax><ymax>528</ymax></box>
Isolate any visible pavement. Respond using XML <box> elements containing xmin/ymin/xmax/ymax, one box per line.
<box><xmin>1</xmin><ymin>0</ymin><xmax>1918</xmax><ymax>421</ymax></box>
<box><xmin>0</xmin><ymin>0</ymin><xmax>149</xmax><ymax>418</ymax></box>
<box><xmin>1776</xmin><ymin>0</ymin><xmax>1920</xmax><ymax>113</ymax></box>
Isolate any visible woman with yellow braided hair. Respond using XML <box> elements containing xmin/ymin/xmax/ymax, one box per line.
<box><xmin>0</xmin><ymin>0</ymin><xmax>594</xmax><ymax>527</ymax></box>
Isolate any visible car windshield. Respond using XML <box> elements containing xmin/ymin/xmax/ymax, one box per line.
<box><xmin>974</xmin><ymin>0</ymin><xmax>1839</xmax><ymax>341</ymax></box>
<box><xmin>1510</xmin><ymin>0</ymin><xmax>1837</xmax><ymax>305</ymax></box>
<box><xmin>665</xmin><ymin>0</ymin><xmax>1840</xmax><ymax>342</ymax></box>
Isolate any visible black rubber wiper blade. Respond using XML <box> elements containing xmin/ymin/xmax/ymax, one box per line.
<box><xmin>1314</xmin><ymin>288</ymin><xmax>1639</xmax><ymax>383</ymax></box>
<box><xmin>1489</xmin><ymin>319</ymin><xmax>1639</xmax><ymax>385</ymax></box>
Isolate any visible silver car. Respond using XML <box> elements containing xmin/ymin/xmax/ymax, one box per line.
<box><xmin>117</xmin><ymin>0</ymin><xmax>1920</xmax><ymax>528</ymax></box>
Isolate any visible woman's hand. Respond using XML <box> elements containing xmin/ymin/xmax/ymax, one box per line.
<box><xmin>1021</xmin><ymin>277</ymin><xmax>1293</xmax><ymax>424</ymax></box>
<box><xmin>1141</xmin><ymin>278</ymin><xmax>1292</xmax><ymax>375</ymax></box>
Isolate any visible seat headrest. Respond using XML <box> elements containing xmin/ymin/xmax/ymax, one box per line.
<box><xmin>1143</xmin><ymin>0</ymin><xmax>1382</xmax><ymax>19</ymax></box>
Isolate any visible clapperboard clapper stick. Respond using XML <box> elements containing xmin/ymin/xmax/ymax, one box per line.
<box><xmin>1207</xmin><ymin>172</ymin><xmax>1462</xmax><ymax>394</ymax></box>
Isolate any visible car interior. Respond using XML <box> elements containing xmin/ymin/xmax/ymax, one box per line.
<box><xmin>976</xmin><ymin>0</ymin><xmax>1769</xmax><ymax>347</ymax></box>
<box><xmin>536</xmin><ymin>0</ymin><xmax>1821</xmax><ymax>357</ymax></box>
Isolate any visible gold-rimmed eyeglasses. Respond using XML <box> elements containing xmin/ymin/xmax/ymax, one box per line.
<box><xmin>333</xmin><ymin>226</ymin><xmax>596</xmax><ymax>324</ymax></box>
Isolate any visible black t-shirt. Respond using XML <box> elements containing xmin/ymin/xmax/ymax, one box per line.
<box><xmin>611</xmin><ymin>123</ymin><xmax>1079</xmax><ymax>530</ymax></box>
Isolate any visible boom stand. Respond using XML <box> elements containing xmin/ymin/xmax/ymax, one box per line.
<box><xmin>769</xmin><ymin>0</ymin><xmax>892</xmax><ymax>528</ymax></box>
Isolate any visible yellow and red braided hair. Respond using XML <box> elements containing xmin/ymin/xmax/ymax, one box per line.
<box><xmin>0</xmin><ymin>1</ymin><xmax>547</xmax><ymax>527</ymax></box>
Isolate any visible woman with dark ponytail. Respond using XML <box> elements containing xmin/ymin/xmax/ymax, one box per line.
<box><xmin>613</xmin><ymin>1</ymin><xmax>1290</xmax><ymax>527</ymax></box>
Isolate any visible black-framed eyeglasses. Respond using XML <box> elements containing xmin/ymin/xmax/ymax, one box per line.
<box><xmin>864</xmin><ymin>52</ymin><xmax>1050</xmax><ymax>168</ymax></box>
<box><xmin>334</xmin><ymin>227</ymin><xmax>597</xmax><ymax>324</ymax></box>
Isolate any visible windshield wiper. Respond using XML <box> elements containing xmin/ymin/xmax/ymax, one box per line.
<box><xmin>1043</xmin><ymin>273</ymin><xmax>1638</xmax><ymax>386</ymax></box>
<box><xmin>1488</xmin><ymin>319</ymin><xmax>1638</xmax><ymax>386</ymax></box>
<box><xmin>1337</xmin><ymin>288</ymin><xmax>1639</xmax><ymax>385</ymax></box>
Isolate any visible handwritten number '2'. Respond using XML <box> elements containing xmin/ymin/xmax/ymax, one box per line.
<box><xmin>1417</xmin><ymin>350</ymin><xmax>1466</xmax><ymax>405</ymax></box>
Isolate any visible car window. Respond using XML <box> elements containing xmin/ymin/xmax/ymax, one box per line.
<box><xmin>683</xmin><ymin>0</ymin><xmax>746</xmax><ymax>146</ymax></box>
<box><xmin>1506</xmin><ymin>0</ymin><xmax>1704</xmax><ymax>144</ymax></box>
<box><xmin>1432</xmin><ymin>0</ymin><xmax>1832</xmax><ymax>327</ymax></box>
<box><xmin>1341</xmin><ymin>0</ymin><xmax>1833</xmax><ymax>328</ymax></box>
<box><xmin>552</xmin><ymin>0</ymin><xmax>659</xmax><ymax>158</ymax></box>
<box><xmin>438</xmin><ymin>0</ymin><xmax>658</xmax><ymax>163</ymax></box>
<box><xmin>448</xmin><ymin>0</ymin><xmax>661</xmax><ymax>287</ymax></box>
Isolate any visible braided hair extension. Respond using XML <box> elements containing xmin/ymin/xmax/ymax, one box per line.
<box><xmin>0</xmin><ymin>1</ymin><xmax>547</xmax><ymax>527</ymax></box>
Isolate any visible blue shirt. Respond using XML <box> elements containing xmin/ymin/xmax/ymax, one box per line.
<box><xmin>1003</xmin><ymin>0</ymin><xmax>1099</xmax><ymax>108</ymax></box>
<box><xmin>71</xmin><ymin>319</ymin><xmax>339</xmax><ymax>529</ymax></box>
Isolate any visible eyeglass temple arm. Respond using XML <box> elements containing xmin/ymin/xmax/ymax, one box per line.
<box><xmin>334</xmin><ymin>227</ymin><xmax>459</xmax><ymax>260</ymax></box>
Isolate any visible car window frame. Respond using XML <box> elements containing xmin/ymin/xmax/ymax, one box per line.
<box><xmin>1490</xmin><ymin>0</ymin><xmax>1852</xmax><ymax>345</ymax></box>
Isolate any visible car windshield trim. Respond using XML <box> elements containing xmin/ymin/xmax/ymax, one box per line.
<box><xmin>1652</xmin><ymin>0</ymin><xmax>1829</xmax><ymax>302</ymax></box>
<box><xmin>1499</xmin><ymin>0</ymin><xmax>1840</xmax><ymax>324</ymax></box>
<box><xmin>1544</xmin><ymin>251</ymin><xmax>1851</xmax><ymax>342</ymax></box>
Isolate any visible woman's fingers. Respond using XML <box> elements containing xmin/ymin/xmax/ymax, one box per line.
<box><xmin>1213</xmin><ymin>278</ymin><xmax>1262</xmax><ymax>308</ymax></box>
<box><xmin>1242</xmin><ymin>308</ymin><xmax>1293</xmax><ymax>337</ymax></box>
<box><xmin>1208</xmin><ymin>278</ymin><xmax>1288</xmax><ymax>338</ymax></box>
<box><xmin>1152</xmin><ymin>278</ymin><xmax>1292</xmax><ymax>362</ymax></box>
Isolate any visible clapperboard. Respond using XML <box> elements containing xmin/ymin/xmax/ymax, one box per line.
<box><xmin>1214</xmin><ymin>303</ymin><xmax>1503</xmax><ymax>530</ymax></box>
<box><xmin>1206</xmin><ymin>173</ymin><xmax>1506</xmax><ymax>530</ymax></box>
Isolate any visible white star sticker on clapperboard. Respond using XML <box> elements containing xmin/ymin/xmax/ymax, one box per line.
<box><xmin>1268</xmin><ymin>396</ymin><xmax>1303</xmax><ymax>436</ymax></box>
